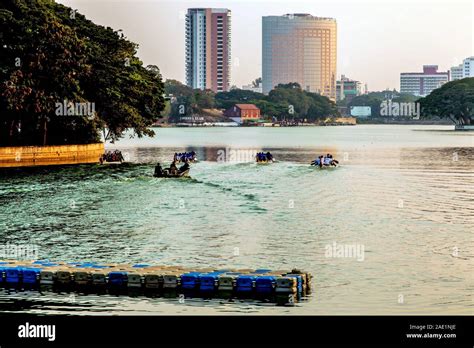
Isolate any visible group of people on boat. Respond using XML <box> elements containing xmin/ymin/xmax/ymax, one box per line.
<box><xmin>154</xmin><ymin>160</ymin><xmax>190</xmax><ymax>178</ymax></box>
<box><xmin>311</xmin><ymin>154</ymin><xmax>339</xmax><ymax>168</ymax></box>
<box><xmin>100</xmin><ymin>150</ymin><xmax>124</xmax><ymax>164</ymax></box>
<box><xmin>256</xmin><ymin>152</ymin><xmax>274</xmax><ymax>163</ymax></box>
<box><xmin>173</xmin><ymin>151</ymin><xmax>197</xmax><ymax>163</ymax></box>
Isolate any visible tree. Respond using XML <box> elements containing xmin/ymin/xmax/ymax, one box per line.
<box><xmin>215</xmin><ymin>88</ymin><xmax>264</xmax><ymax>110</ymax></box>
<box><xmin>267</xmin><ymin>83</ymin><xmax>338</xmax><ymax>121</ymax></box>
<box><xmin>420</xmin><ymin>78</ymin><xmax>474</xmax><ymax>125</ymax></box>
<box><xmin>0</xmin><ymin>0</ymin><xmax>165</xmax><ymax>146</ymax></box>
<box><xmin>252</xmin><ymin>77</ymin><xmax>262</xmax><ymax>88</ymax></box>
<box><xmin>163</xmin><ymin>81</ymin><xmax>338</xmax><ymax>122</ymax></box>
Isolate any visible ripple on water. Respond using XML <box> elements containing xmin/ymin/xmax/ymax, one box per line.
<box><xmin>0</xmin><ymin>137</ymin><xmax>473</xmax><ymax>314</ymax></box>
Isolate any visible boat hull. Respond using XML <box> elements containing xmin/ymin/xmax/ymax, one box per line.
<box><xmin>154</xmin><ymin>169</ymin><xmax>190</xmax><ymax>178</ymax></box>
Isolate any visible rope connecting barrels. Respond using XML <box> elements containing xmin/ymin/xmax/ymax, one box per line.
<box><xmin>0</xmin><ymin>260</ymin><xmax>312</xmax><ymax>305</ymax></box>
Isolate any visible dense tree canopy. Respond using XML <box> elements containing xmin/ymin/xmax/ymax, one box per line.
<box><xmin>420</xmin><ymin>78</ymin><xmax>474</xmax><ymax>125</ymax></box>
<box><xmin>163</xmin><ymin>79</ymin><xmax>215</xmax><ymax>121</ymax></box>
<box><xmin>215</xmin><ymin>88</ymin><xmax>265</xmax><ymax>110</ymax></box>
<box><xmin>346</xmin><ymin>91</ymin><xmax>419</xmax><ymax>117</ymax></box>
<box><xmin>264</xmin><ymin>83</ymin><xmax>338</xmax><ymax>121</ymax></box>
<box><xmin>0</xmin><ymin>0</ymin><xmax>165</xmax><ymax>146</ymax></box>
<box><xmin>165</xmin><ymin>81</ymin><xmax>338</xmax><ymax>121</ymax></box>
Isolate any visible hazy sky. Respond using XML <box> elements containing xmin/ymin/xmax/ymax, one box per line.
<box><xmin>59</xmin><ymin>0</ymin><xmax>473</xmax><ymax>91</ymax></box>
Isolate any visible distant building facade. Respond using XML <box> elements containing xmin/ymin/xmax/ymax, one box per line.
<box><xmin>262</xmin><ymin>14</ymin><xmax>337</xmax><ymax>100</ymax></box>
<box><xmin>451</xmin><ymin>57</ymin><xmax>474</xmax><ymax>81</ymax></box>
<box><xmin>450</xmin><ymin>64</ymin><xmax>463</xmax><ymax>81</ymax></box>
<box><xmin>185</xmin><ymin>8</ymin><xmax>231</xmax><ymax>92</ymax></box>
<box><xmin>400</xmin><ymin>65</ymin><xmax>449</xmax><ymax>97</ymax></box>
<box><xmin>336</xmin><ymin>75</ymin><xmax>362</xmax><ymax>102</ymax></box>
<box><xmin>462</xmin><ymin>57</ymin><xmax>474</xmax><ymax>78</ymax></box>
<box><xmin>224</xmin><ymin>104</ymin><xmax>260</xmax><ymax>124</ymax></box>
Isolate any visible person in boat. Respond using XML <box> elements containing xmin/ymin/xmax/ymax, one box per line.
<box><xmin>311</xmin><ymin>155</ymin><xmax>324</xmax><ymax>168</ymax></box>
<box><xmin>256</xmin><ymin>152</ymin><xmax>267</xmax><ymax>162</ymax></box>
<box><xmin>189</xmin><ymin>151</ymin><xmax>196</xmax><ymax>161</ymax></box>
<box><xmin>323</xmin><ymin>154</ymin><xmax>332</xmax><ymax>167</ymax></box>
<box><xmin>169</xmin><ymin>161</ymin><xmax>178</xmax><ymax>175</ymax></box>
<box><xmin>266</xmin><ymin>152</ymin><xmax>273</xmax><ymax>162</ymax></box>
<box><xmin>179</xmin><ymin>162</ymin><xmax>190</xmax><ymax>173</ymax></box>
<box><xmin>154</xmin><ymin>163</ymin><xmax>164</xmax><ymax>177</ymax></box>
<box><xmin>116</xmin><ymin>150</ymin><xmax>124</xmax><ymax>163</ymax></box>
<box><xmin>324</xmin><ymin>154</ymin><xmax>338</xmax><ymax>167</ymax></box>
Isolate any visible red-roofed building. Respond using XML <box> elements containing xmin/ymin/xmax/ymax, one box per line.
<box><xmin>224</xmin><ymin>104</ymin><xmax>261</xmax><ymax>124</ymax></box>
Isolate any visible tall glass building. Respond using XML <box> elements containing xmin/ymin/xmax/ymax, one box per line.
<box><xmin>185</xmin><ymin>8</ymin><xmax>231</xmax><ymax>92</ymax></box>
<box><xmin>262</xmin><ymin>14</ymin><xmax>337</xmax><ymax>100</ymax></box>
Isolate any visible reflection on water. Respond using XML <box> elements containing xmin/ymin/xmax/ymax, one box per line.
<box><xmin>0</xmin><ymin>126</ymin><xmax>472</xmax><ymax>315</ymax></box>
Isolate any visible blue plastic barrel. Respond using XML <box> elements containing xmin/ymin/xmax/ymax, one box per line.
<box><xmin>199</xmin><ymin>273</ymin><xmax>218</xmax><ymax>291</ymax></box>
<box><xmin>108</xmin><ymin>271</ymin><xmax>128</xmax><ymax>286</ymax></box>
<box><xmin>236</xmin><ymin>275</ymin><xmax>256</xmax><ymax>293</ymax></box>
<box><xmin>5</xmin><ymin>267</ymin><xmax>22</xmax><ymax>284</ymax></box>
<box><xmin>181</xmin><ymin>272</ymin><xmax>201</xmax><ymax>290</ymax></box>
<box><xmin>255</xmin><ymin>276</ymin><xmax>276</xmax><ymax>294</ymax></box>
<box><xmin>23</xmin><ymin>268</ymin><xmax>41</xmax><ymax>284</ymax></box>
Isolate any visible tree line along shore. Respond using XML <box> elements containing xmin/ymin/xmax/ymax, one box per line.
<box><xmin>1</xmin><ymin>0</ymin><xmax>473</xmax><ymax>149</ymax></box>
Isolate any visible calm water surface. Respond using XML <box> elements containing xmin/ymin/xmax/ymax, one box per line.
<box><xmin>0</xmin><ymin>125</ymin><xmax>473</xmax><ymax>315</ymax></box>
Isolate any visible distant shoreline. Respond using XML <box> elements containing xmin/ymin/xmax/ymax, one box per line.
<box><xmin>152</xmin><ymin>121</ymin><xmax>453</xmax><ymax>128</ymax></box>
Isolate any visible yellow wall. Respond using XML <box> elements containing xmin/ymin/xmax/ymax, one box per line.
<box><xmin>333</xmin><ymin>117</ymin><xmax>357</xmax><ymax>125</ymax></box>
<box><xmin>0</xmin><ymin>143</ymin><xmax>104</xmax><ymax>168</ymax></box>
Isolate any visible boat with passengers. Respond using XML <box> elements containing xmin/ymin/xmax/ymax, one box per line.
<box><xmin>311</xmin><ymin>154</ymin><xmax>339</xmax><ymax>169</ymax></box>
<box><xmin>153</xmin><ymin>161</ymin><xmax>190</xmax><ymax>178</ymax></box>
<box><xmin>256</xmin><ymin>152</ymin><xmax>275</xmax><ymax>164</ymax></box>
<box><xmin>174</xmin><ymin>151</ymin><xmax>197</xmax><ymax>163</ymax></box>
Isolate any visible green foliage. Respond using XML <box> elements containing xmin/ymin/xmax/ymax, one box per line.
<box><xmin>0</xmin><ymin>0</ymin><xmax>165</xmax><ymax>146</ymax></box>
<box><xmin>348</xmin><ymin>94</ymin><xmax>384</xmax><ymax>116</ymax></box>
<box><xmin>163</xmin><ymin>79</ymin><xmax>215</xmax><ymax>121</ymax></box>
<box><xmin>165</xmin><ymin>81</ymin><xmax>338</xmax><ymax>121</ymax></box>
<box><xmin>347</xmin><ymin>90</ymin><xmax>419</xmax><ymax>117</ymax></box>
<box><xmin>267</xmin><ymin>83</ymin><xmax>338</xmax><ymax>121</ymax></box>
<box><xmin>215</xmin><ymin>88</ymin><xmax>265</xmax><ymax>110</ymax></box>
<box><xmin>251</xmin><ymin>77</ymin><xmax>262</xmax><ymax>88</ymax></box>
<box><xmin>419</xmin><ymin>78</ymin><xmax>474</xmax><ymax>125</ymax></box>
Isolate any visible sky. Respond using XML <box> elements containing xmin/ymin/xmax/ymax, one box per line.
<box><xmin>59</xmin><ymin>0</ymin><xmax>473</xmax><ymax>91</ymax></box>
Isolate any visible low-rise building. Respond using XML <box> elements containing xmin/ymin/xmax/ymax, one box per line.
<box><xmin>450</xmin><ymin>57</ymin><xmax>474</xmax><ymax>81</ymax></box>
<box><xmin>462</xmin><ymin>56</ymin><xmax>474</xmax><ymax>78</ymax></box>
<box><xmin>450</xmin><ymin>64</ymin><xmax>464</xmax><ymax>81</ymax></box>
<box><xmin>400</xmin><ymin>65</ymin><xmax>449</xmax><ymax>97</ymax></box>
<box><xmin>224</xmin><ymin>104</ymin><xmax>260</xmax><ymax>124</ymax></box>
<box><xmin>336</xmin><ymin>75</ymin><xmax>362</xmax><ymax>102</ymax></box>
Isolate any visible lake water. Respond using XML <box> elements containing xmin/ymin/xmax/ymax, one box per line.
<box><xmin>0</xmin><ymin>125</ymin><xmax>473</xmax><ymax>315</ymax></box>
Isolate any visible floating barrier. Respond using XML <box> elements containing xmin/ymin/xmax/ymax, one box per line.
<box><xmin>0</xmin><ymin>260</ymin><xmax>312</xmax><ymax>305</ymax></box>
